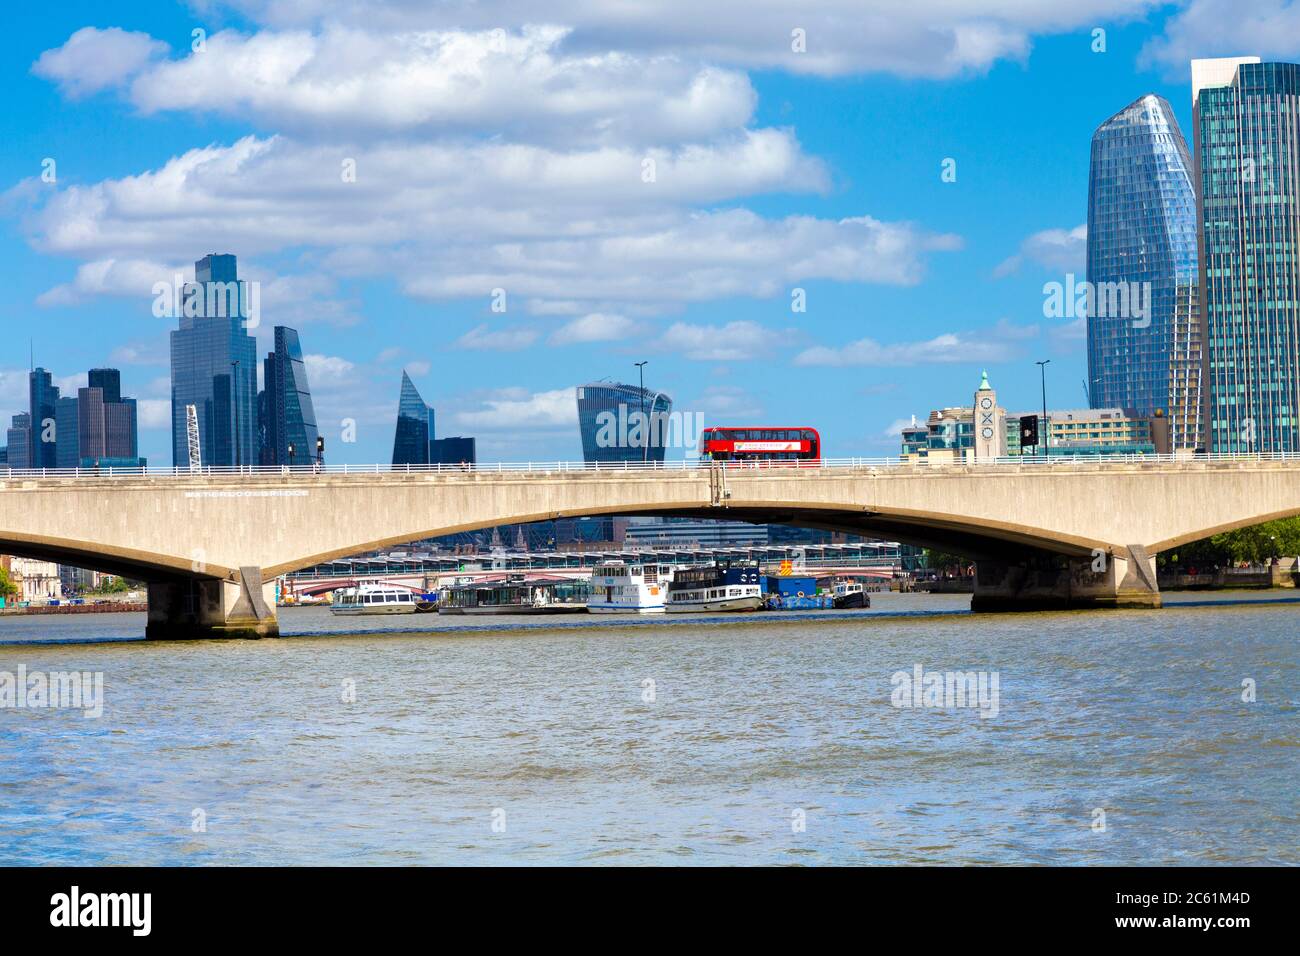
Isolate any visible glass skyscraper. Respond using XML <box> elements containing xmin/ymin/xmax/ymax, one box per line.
<box><xmin>392</xmin><ymin>371</ymin><xmax>435</xmax><ymax>466</ymax></box>
<box><xmin>28</xmin><ymin>367</ymin><xmax>60</xmax><ymax>468</ymax></box>
<box><xmin>258</xmin><ymin>326</ymin><xmax>320</xmax><ymax>466</ymax></box>
<box><xmin>170</xmin><ymin>254</ymin><xmax>258</xmax><ymax>466</ymax></box>
<box><xmin>42</xmin><ymin>367</ymin><xmax>144</xmax><ymax>469</ymax></box>
<box><xmin>1087</xmin><ymin>94</ymin><xmax>1201</xmax><ymax>450</ymax></box>
<box><xmin>6</xmin><ymin>413</ymin><xmax>31</xmax><ymax>469</ymax></box>
<box><xmin>576</xmin><ymin>382</ymin><xmax>673</xmax><ymax>464</ymax></box>
<box><xmin>1194</xmin><ymin>58</ymin><xmax>1300</xmax><ymax>453</ymax></box>
<box><xmin>430</xmin><ymin>436</ymin><xmax>476</xmax><ymax>465</ymax></box>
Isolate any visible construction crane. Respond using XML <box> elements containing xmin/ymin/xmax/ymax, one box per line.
<box><xmin>185</xmin><ymin>404</ymin><xmax>202</xmax><ymax>472</ymax></box>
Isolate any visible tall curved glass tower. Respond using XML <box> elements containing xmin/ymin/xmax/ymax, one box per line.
<box><xmin>1087</xmin><ymin>94</ymin><xmax>1201</xmax><ymax>449</ymax></box>
<box><xmin>576</xmin><ymin>382</ymin><xmax>673</xmax><ymax>464</ymax></box>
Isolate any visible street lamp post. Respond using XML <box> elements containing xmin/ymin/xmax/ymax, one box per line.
<box><xmin>635</xmin><ymin>360</ymin><xmax>649</xmax><ymax>463</ymax></box>
<box><xmin>1036</xmin><ymin>359</ymin><xmax>1051</xmax><ymax>458</ymax></box>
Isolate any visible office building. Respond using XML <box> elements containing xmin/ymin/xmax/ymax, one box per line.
<box><xmin>430</xmin><ymin>436</ymin><xmax>476</xmax><ymax>466</ymax></box>
<box><xmin>1194</xmin><ymin>58</ymin><xmax>1300</xmax><ymax>451</ymax></box>
<box><xmin>258</xmin><ymin>326</ymin><xmax>320</xmax><ymax>466</ymax></box>
<box><xmin>28</xmin><ymin>368</ymin><xmax>60</xmax><ymax>468</ymax></box>
<box><xmin>1087</xmin><ymin>94</ymin><xmax>1201</xmax><ymax>449</ymax></box>
<box><xmin>170</xmin><ymin>253</ymin><xmax>258</xmax><ymax>466</ymax></box>
<box><xmin>5</xmin><ymin>414</ymin><xmax>31</xmax><ymax>469</ymax></box>
<box><xmin>900</xmin><ymin>374</ymin><xmax>1166</xmax><ymax>461</ymax></box>
<box><xmin>576</xmin><ymin>381</ymin><xmax>673</xmax><ymax>464</ymax></box>
<box><xmin>392</xmin><ymin>371</ymin><xmax>436</xmax><ymax>466</ymax></box>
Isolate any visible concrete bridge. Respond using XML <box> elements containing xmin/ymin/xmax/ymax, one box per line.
<box><xmin>2</xmin><ymin>456</ymin><xmax>1299</xmax><ymax>638</ymax></box>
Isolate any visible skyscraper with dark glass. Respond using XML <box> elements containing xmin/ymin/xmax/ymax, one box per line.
<box><xmin>28</xmin><ymin>368</ymin><xmax>60</xmax><ymax>468</ymax></box>
<box><xmin>430</xmin><ymin>436</ymin><xmax>476</xmax><ymax>465</ymax></box>
<box><xmin>6</xmin><ymin>413</ymin><xmax>31</xmax><ymax>469</ymax></box>
<box><xmin>43</xmin><ymin>367</ymin><xmax>144</xmax><ymax>468</ymax></box>
<box><xmin>258</xmin><ymin>326</ymin><xmax>320</xmax><ymax>466</ymax></box>
<box><xmin>576</xmin><ymin>381</ymin><xmax>673</xmax><ymax>464</ymax></box>
<box><xmin>1087</xmin><ymin>94</ymin><xmax>1201</xmax><ymax>450</ymax></box>
<box><xmin>170</xmin><ymin>253</ymin><xmax>258</xmax><ymax>466</ymax></box>
<box><xmin>392</xmin><ymin>371</ymin><xmax>435</xmax><ymax>466</ymax></box>
<box><xmin>1194</xmin><ymin>58</ymin><xmax>1300</xmax><ymax>453</ymax></box>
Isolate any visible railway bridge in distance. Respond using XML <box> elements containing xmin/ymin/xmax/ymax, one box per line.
<box><xmin>2</xmin><ymin>456</ymin><xmax>1299</xmax><ymax>638</ymax></box>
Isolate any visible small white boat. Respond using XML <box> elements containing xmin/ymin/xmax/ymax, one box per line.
<box><xmin>330</xmin><ymin>584</ymin><xmax>419</xmax><ymax>615</ymax></box>
<box><xmin>587</xmin><ymin>560</ymin><xmax>676</xmax><ymax>613</ymax></box>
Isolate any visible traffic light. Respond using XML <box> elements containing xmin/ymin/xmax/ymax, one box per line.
<box><xmin>1020</xmin><ymin>416</ymin><xmax>1039</xmax><ymax>448</ymax></box>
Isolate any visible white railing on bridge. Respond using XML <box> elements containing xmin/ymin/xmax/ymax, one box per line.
<box><xmin>5</xmin><ymin>451</ymin><xmax>1300</xmax><ymax>480</ymax></box>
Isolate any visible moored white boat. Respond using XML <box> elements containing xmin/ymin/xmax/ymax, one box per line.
<box><xmin>329</xmin><ymin>584</ymin><xmax>419</xmax><ymax>615</ymax></box>
<box><xmin>587</xmin><ymin>560</ymin><xmax>676</xmax><ymax>613</ymax></box>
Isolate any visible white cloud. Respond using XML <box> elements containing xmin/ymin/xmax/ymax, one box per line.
<box><xmin>31</xmin><ymin>27</ymin><xmax>167</xmax><ymax>96</ymax></box>
<box><xmin>659</xmin><ymin>321</ymin><xmax>769</xmax><ymax>361</ymax></box>
<box><xmin>1141</xmin><ymin>0</ymin><xmax>1300</xmax><ymax>76</ymax></box>
<box><xmin>22</xmin><ymin>132</ymin><xmax>958</xmax><ymax>314</ymax></box>
<box><xmin>883</xmin><ymin>417</ymin><xmax>920</xmax><ymax>438</ymax></box>
<box><xmin>35</xmin><ymin>257</ymin><xmax>186</xmax><ymax>307</ymax></box>
<box><xmin>451</xmin><ymin>387</ymin><xmax>576</xmax><ymax>431</ymax></box>
<box><xmin>549</xmin><ymin>313</ymin><xmax>636</xmax><ymax>345</ymax></box>
<box><xmin>213</xmin><ymin>1</ymin><xmax>1162</xmax><ymax>79</ymax></box>
<box><xmin>993</xmin><ymin>224</ymin><xmax>1087</xmax><ymax>278</ymax></box>
<box><xmin>455</xmin><ymin>324</ymin><xmax>540</xmax><ymax>351</ymax></box>
<box><xmin>689</xmin><ymin>384</ymin><xmax>762</xmax><ymax>418</ymax></box>
<box><xmin>137</xmin><ymin>399</ymin><xmax>171</xmax><ymax>429</ymax></box>
<box><xmin>794</xmin><ymin>330</ymin><xmax>1023</xmax><ymax>367</ymax></box>
<box><xmin>304</xmin><ymin>354</ymin><xmax>356</xmax><ymax>385</ymax></box>
<box><xmin>115</xmin><ymin>26</ymin><xmax>757</xmax><ymax>147</ymax></box>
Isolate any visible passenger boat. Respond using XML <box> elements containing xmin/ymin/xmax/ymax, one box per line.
<box><xmin>831</xmin><ymin>579</ymin><xmax>870</xmax><ymax>609</ymax></box>
<box><xmin>665</xmin><ymin>562</ymin><xmax>764</xmax><ymax>613</ymax></box>
<box><xmin>587</xmin><ymin>560</ymin><xmax>676</xmax><ymax>613</ymax></box>
<box><xmin>330</xmin><ymin>584</ymin><xmax>419</xmax><ymax>615</ymax></box>
<box><xmin>437</xmin><ymin>575</ymin><xmax>590</xmax><ymax>615</ymax></box>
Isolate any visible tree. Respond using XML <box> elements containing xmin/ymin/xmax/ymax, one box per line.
<box><xmin>1159</xmin><ymin>516</ymin><xmax>1300</xmax><ymax>568</ymax></box>
<box><xmin>923</xmin><ymin>549</ymin><xmax>973</xmax><ymax>574</ymax></box>
<box><xmin>0</xmin><ymin>566</ymin><xmax>17</xmax><ymax>599</ymax></box>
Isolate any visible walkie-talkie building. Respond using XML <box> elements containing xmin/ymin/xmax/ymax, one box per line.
<box><xmin>1194</xmin><ymin>58</ymin><xmax>1300</xmax><ymax>453</ymax></box>
<box><xmin>1086</xmin><ymin>94</ymin><xmax>1201</xmax><ymax>450</ymax></box>
<box><xmin>576</xmin><ymin>381</ymin><xmax>673</xmax><ymax>464</ymax></box>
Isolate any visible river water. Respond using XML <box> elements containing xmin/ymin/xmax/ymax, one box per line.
<box><xmin>1</xmin><ymin>593</ymin><xmax>1295</xmax><ymax>865</ymax></box>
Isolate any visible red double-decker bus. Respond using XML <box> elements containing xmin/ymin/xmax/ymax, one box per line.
<box><xmin>699</xmin><ymin>427</ymin><xmax>821</xmax><ymax>462</ymax></box>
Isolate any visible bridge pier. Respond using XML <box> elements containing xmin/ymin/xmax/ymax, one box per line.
<box><xmin>146</xmin><ymin>567</ymin><xmax>278</xmax><ymax>640</ymax></box>
<box><xmin>971</xmin><ymin>545</ymin><xmax>1161</xmax><ymax>612</ymax></box>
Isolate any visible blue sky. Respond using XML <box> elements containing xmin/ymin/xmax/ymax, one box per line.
<box><xmin>3</xmin><ymin>0</ymin><xmax>1297</xmax><ymax>465</ymax></box>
